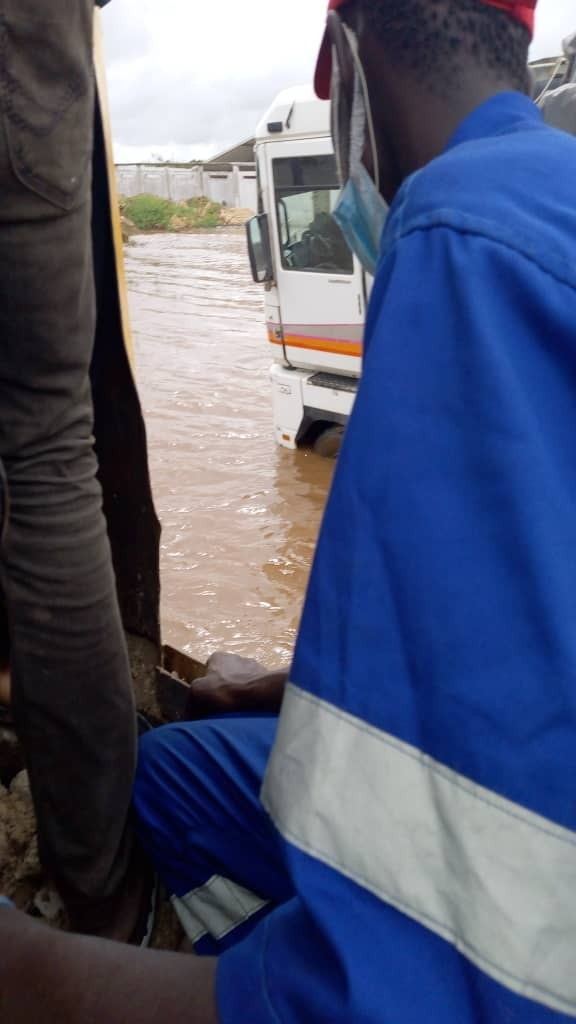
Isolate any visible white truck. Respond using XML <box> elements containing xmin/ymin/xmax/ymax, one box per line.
<box><xmin>247</xmin><ymin>46</ymin><xmax>576</xmax><ymax>455</ymax></box>
<box><xmin>246</xmin><ymin>86</ymin><xmax>368</xmax><ymax>455</ymax></box>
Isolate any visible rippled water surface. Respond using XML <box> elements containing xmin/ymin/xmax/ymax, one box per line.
<box><xmin>124</xmin><ymin>232</ymin><xmax>333</xmax><ymax>666</ymax></box>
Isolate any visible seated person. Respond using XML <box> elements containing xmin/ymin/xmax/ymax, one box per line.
<box><xmin>3</xmin><ymin>2</ymin><xmax>576</xmax><ymax>1023</ymax></box>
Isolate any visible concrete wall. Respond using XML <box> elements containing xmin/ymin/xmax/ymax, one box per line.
<box><xmin>115</xmin><ymin>163</ymin><xmax>257</xmax><ymax>211</ymax></box>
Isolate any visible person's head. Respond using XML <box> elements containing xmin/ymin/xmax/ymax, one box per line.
<box><xmin>316</xmin><ymin>0</ymin><xmax>536</xmax><ymax>203</ymax></box>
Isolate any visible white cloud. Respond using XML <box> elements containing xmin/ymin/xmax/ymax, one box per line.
<box><xmin>101</xmin><ymin>0</ymin><xmax>574</xmax><ymax>162</ymax></box>
<box><xmin>103</xmin><ymin>0</ymin><xmax>327</xmax><ymax>161</ymax></box>
<box><xmin>532</xmin><ymin>0</ymin><xmax>574</xmax><ymax>57</ymax></box>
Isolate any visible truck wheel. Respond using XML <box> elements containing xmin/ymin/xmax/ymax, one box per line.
<box><xmin>313</xmin><ymin>425</ymin><xmax>345</xmax><ymax>459</ymax></box>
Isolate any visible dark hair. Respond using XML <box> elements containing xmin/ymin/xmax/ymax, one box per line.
<box><xmin>355</xmin><ymin>0</ymin><xmax>531</xmax><ymax>93</ymax></box>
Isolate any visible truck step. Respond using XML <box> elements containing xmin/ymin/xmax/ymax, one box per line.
<box><xmin>308</xmin><ymin>372</ymin><xmax>359</xmax><ymax>394</ymax></box>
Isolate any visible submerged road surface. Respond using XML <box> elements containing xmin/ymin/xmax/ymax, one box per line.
<box><xmin>125</xmin><ymin>231</ymin><xmax>333</xmax><ymax>668</ymax></box>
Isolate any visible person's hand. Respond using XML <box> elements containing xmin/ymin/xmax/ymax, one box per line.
<box><xmin>184</xmin><ymin>652</ymin><xmax>289</xmax><ymax>721</ymax></box>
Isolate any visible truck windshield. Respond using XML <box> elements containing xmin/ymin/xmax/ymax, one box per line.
<box><xmin>273</xmin><ymin>155</ymin><xmax>353</xmax><ymax>275</ymax></box>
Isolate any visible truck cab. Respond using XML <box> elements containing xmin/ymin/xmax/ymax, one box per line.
<box><xmin>246</xmin><ymin>86</ymin><xmax>368</xmax><ymax>452</ymax></box>
<box><xmin>248</xmin><ymin>53</ymin><xmax>576</xmax><ymax>455</ymax></box>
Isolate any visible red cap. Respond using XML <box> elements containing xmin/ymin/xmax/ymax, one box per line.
<box><xmin>314</xmin><ymin>0</ymin><xmax>538</xmax><ymax>99</ymax></box>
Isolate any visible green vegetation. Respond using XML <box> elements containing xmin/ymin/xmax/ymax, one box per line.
<box><xmin>182</xmin><ymin>197</ymin><xmax>223</xmax><ymax>228</ymax></box>
<box><xmin>123</xmin><ymin>194</ymin><xmax>224</xmax><ymax>232</ymax></box>
<box><xmin>123</xmin><ymin>194</ymin><xmax>173</xmax><ymax>230</ymax></box>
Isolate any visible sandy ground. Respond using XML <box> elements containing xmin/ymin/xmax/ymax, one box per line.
<box><xmin>0</xmin><ymin>769</ymin><xmax>62</xmax><ymax>922</ymax></box>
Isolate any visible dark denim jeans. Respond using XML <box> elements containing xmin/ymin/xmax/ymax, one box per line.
<box><xmin>0</xmin><ymin>0</ymin><xmax>137</xmax><ymax>927</ymax></box>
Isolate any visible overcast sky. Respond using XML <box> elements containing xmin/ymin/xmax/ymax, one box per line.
<box><xmin>102</xmin><ymin>0</ymin><xmax>575</xmax><ymax>164</ymax></box>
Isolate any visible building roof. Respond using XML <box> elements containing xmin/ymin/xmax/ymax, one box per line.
<box><xmin>208</xmin><ymin>138</ymin><xmax>255</xmax><ymax>165</ymax></box>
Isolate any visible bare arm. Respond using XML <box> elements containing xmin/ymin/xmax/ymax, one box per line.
<box><xmin>0</xmin><ymin>907</ymin><xmax>218</xmax><ymax>1024</ymax></box>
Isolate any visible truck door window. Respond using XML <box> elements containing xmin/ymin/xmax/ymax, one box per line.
<box><xmin>273</xmin><ymin>155</ymin><xmax>353</xmax><ymax>275</ymax></box>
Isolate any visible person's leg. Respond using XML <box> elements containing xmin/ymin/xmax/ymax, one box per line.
<box><xmin>135</xmin><ymin>714</ymin><xmax>293</xmax><ymax>954</ymax></box>
<box><xmin>0</xmin><ymin>0</ymin><xmax>142</xmax><ymax>935</ymax></box>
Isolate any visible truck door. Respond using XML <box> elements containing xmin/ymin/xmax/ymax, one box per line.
<box><xmin>266</xmin><ymin>139</ymin><xmax>364</xmax><ymax>377</ymax></box>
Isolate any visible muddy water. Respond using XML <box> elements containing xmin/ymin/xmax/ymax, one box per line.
<box><xmin>124</xmin><ymin>232</ymin><xmax>333</xmax><ymax>667</ymax></box>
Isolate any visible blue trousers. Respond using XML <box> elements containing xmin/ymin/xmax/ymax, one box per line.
<box><xmin>134</xmin><ymin>714</ymin><xmax>292</xmax><ymax>954</ymax></box>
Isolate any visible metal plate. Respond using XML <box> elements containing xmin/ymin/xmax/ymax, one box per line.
<box><xmin>308</xmin><ymin>372</ymin><xmax>359</xmax><ymax>394</ymax></box>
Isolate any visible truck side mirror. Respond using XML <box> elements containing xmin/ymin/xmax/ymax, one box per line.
<box><xmin>246</xmin><ymin>215</ymin><xmax>274</xmax><ymax>284</ymax></box>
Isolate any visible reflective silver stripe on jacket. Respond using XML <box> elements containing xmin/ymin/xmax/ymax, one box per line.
<box><xmin>172</xmin><ymin>875</ymin><xmax>269</xmax><ymax>945</ymax></box>
<box><xmin>263</xmin><ymin>684</ymin><xmax>576</xmax><ymax>1017</ymax></box>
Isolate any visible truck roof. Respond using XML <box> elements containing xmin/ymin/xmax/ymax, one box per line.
<box><xmin>256</xmin><ymin>49</ymin><xmax>571</xmax><ymax>147</ymax></box>
<box><xmin>256</xmin><ymin>86</ymin><xmax>330</xmax><ymax>145</ymax></box>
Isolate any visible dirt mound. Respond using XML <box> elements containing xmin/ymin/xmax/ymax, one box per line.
<box><xmin>121</xmin><ymin>214</ymin><xmax>136</xmax><ymax>244</ymax></box>
<box><xmin>221</xmin><ymin>207</ymin><xmax>254</xmax><ymax>226</ymax></box>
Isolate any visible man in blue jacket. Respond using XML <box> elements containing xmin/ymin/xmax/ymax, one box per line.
<box><xmin>3</xmin><ymin>0</ymin><xmax>576</xmax><ymax>1021</ymax></box>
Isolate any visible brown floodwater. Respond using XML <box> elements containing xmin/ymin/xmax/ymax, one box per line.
<box><xmin>124</xmin><ymin>232</ymin><xmax>334</xmax><ymax>668</ymax></box>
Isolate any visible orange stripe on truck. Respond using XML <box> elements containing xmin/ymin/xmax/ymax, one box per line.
<box><xmin>268</xmin><ymin>330</ymin><xmax>362</xmax><ymax>358</ymax></box>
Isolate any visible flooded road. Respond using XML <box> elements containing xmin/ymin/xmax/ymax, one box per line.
<box><xmin>124</xmin><ymin>232</ymin><xmax>333</xmax><ymax>667</ymax></box>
